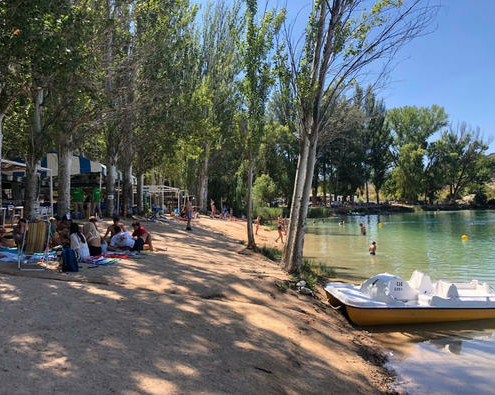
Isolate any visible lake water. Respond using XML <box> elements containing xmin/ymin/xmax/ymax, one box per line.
<box><xmin>304</xmin><ymin>210</ymin><xmax>495</xmax><ymax>394</ymax></box>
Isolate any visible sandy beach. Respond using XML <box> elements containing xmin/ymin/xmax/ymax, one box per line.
<box><xmin>0</xmin><ymin>216</ymin><xmax>394</xmax><ymax>394</ymax></box>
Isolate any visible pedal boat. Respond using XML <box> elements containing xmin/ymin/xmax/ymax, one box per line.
<box><xmin>324</xmin><ymin>271</ymin><xmax>495</xmax><ymax>325</ymax></box>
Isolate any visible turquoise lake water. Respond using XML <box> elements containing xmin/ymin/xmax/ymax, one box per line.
<box><xmin>304</xmin><ymin>210</ymin><xmax>495</xmax><ymax>284</ymax></box>
<box><xmin>304</xmin><ymin>210</ymin><xmax>495</xmax><ymax>394</ymax></box>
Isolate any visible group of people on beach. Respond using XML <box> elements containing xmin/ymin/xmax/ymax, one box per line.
<box><xmin>11</xmin><ymin>216</ymin><xmax>154</xmax><ymax>261</ymax></box>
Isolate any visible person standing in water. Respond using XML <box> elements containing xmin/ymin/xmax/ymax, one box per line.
<box><xmin>360</xmin><ymin>223</ymin><xmax>366</xmax><ymax>235</ymax></box>
<box><xmin>369</xmin><ymin>241</ymin><xmax>376</xmax><ymax>255</ymax></box>
<box><xmin>275</xmin><ymin>215</ymin><xmax>284</xmax><ymax>243</ymax></box>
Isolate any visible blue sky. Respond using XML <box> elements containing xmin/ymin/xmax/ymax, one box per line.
<box><xmin>194</xmin><ymin>0</ymin><xmax>495</xmax><ymax>151</ymax></box>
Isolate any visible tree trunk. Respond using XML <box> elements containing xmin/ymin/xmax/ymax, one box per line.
<box><xmin>137</xmin><ymin>172</ymin><xmax>144</xmax><ymax>215</ymax></box>
<box><xmin>199</xmin><ymin>144</ymin><xmax>209</xmax><ymax>212</ymax></box>
<box><xmin>246</xmin><ymin>143</ymin><xmax>256</xmax><ymax>250</ymax></box>
<box><xmin>57</xmin><ymin>136</ymin><xmax>72</xmax><ymax>217</ymax></box>
<box><xmin>291</xmin><ymin>135</ymin><xmax>318</xmax><ymax>271</ymax></box>
<box><xmin>122</xmin><ymin>161</ymin><xmax>133</xmax><ymax>218</ymax></box>
<box><xmin>0</xmin><ymin>113</ymin><xmax>4</xmax><ymax>208</ymax></box>
<box><xmin>322</xmin><ymin>163</ymin><xmax>326</xmax><ymax>205</ymax></box>
<box><xmin>376</xmin><ymin>188</ymin><xmax>380</xmax><ymax>204</ymax></box>
<box><xmin>24</xmin><ymin>162</ymin><xmax>38</xmax><ymax>220</ymax></box>
<box><xmin>105</xmin><ymin>159</ymin><xmax>117</xmax><ymax>217</ymax></box>
<box><xmin>25</xmin><ymin>89</ymin><xmax>44</xmax><ymax>219</ymax></box>
<box><xmin>312</xmin><ymin>169</ymin><xmax>318</xmax><ymax>205</ymax></box>
<box><xmin>365</xmin><ymin>181</ymin><xmax>369</xmax><ymax>204</ymax></box>
<box><xmin>282</xmin><ymin>137</ymin><xmax>310</xmax><ymax>272</ymax></box>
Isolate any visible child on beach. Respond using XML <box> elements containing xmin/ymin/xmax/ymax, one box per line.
<box><xmin>255</xmin><ymin>216</ymin><xmax>261</xmax><ymax>235</ymax></box>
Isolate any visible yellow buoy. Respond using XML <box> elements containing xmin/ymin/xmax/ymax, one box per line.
<box><xmin>461</xmin><ymin>235</ymin><xmax>468</xmax><ymax>241</ymax></box>
<box><xmin>378</xmin><ymin>222</ymin><xmax>383</xmax><ymax>228</ymax></box>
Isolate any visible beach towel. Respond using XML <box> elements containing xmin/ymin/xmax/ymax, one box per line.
<box><xmin>0</xmin><ymin>251</ymin><xmax>21</xmax><ymax>262</ymax></box>
<box><xmin>86</xmin><ymin>257</ymin><xmax>120</xmax><ymax>266</ymax></box>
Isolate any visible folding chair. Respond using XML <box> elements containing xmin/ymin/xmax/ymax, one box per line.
<box><xmin>17</xmin><ymin>220</ymin><xmax>51</xmax><ymax>271</ymax></box>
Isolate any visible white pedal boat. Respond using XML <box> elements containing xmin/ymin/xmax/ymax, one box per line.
<box><xmin>324</xmin><ymin>271</ymin><xmax>495</xmax><ymax>325</ymax></box>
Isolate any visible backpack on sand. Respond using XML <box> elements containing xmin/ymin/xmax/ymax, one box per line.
<box><xmin>60</xmin><ymin>246</ymin><xmax>79</xmax><ymax>272</ymax></box>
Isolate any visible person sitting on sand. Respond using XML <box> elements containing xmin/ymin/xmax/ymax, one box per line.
<box><xmin>360</xmin><ymin>223</ymin><xmax>366</xmax><ymax>236</ymax></box>
<box><xmin>255</xmin><ymin>216</ymin><xmax>261</xmax><ymax>235</ymax></box>
<box><xmin>109</xmin><ymin>226</ymin><xmax>143</xmax><ymax>252</ymax></box>
<box><xmin>70</xmin><ymin>222</ymin><xmax>91</xmax><ymax>261</ymax></box>
<box><xmin>83</xmin><ymin>218</ymin><xmax>102</xmax><ymax>256</ymax></box>
<box><xmin>132</xmin><ymin>221</ymin><xmax>154</xmax><ymax>251</ymax></box>
<box><xmin>104</xmin><ymin>216</ymin><xmax>126</xmax><ymax>241</ymax></box>
<box><xmin>275</xmin><ymin>215</ymin><xmax>284</xmax><ymax>243</ymax></box>
<box><xmin>369</xmin><ymin>241</ymin><xmax>376</xmax><ymax>255</ymax></box>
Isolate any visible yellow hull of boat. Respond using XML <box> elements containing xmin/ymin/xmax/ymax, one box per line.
<box><xmin>325</xmin><ymin>290</ymin><xmax>495</xmax><ymax>326</ymax></box>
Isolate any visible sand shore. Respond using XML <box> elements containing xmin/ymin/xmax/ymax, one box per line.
<box><xmin>0</xmin><ymin>216</ymin><xmax>394</xmax><ymax>394</ymax></box>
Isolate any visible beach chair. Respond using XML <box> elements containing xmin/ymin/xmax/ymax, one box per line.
<box><xmin>17</xmin><ymin>220</ymin><xmax>51</xmax><ymax>271</ymax></box>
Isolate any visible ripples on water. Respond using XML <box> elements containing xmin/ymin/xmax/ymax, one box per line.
<box><xmin>304</xmin><ymin>210</ymin><xmax>495</xmax><ymax>285</ymax></box>
<box><xmin>305</xmin><ymin>210</ymin><xmax>495</xmax><ymax>393</ymax></box>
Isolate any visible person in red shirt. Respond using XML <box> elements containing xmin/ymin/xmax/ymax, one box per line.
<box><xmin>131</xmin><ymin>222</ymin><xmax>154</xmax><ymax>251</ymax></box>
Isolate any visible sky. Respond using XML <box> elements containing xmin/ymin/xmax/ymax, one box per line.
<box><xmin>194</xmin><ymin>0</ymin><xmax>495</xmax><ymax>151</ymax></box>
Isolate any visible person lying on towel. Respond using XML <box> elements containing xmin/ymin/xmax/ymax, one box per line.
<box><xmin>108</xmin><ymin>226</ymin><xmax>143</xmax><ymax>252</ymax></box>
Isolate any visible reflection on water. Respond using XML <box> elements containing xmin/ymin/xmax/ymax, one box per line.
<box><xmin>371</xmin><ymin>320</ymin><xmax>495</xmax><ymax>394</ymax></box>
<box><xmin>305</xmin><ymin>211</ymin><xmax>495</xmax><ymax>393</ymax></box>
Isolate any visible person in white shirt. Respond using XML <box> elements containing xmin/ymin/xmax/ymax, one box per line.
<box><xmin>109</xmin><ymin>226</ymin><xmax>143</xmax><ymax>251</ymax></box>
<box><xmin>70</xmin><ymin>222</ymin><xmax>90</xmax><ymax>261</ymax></box>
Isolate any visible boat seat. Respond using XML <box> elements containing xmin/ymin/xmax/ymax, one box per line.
<box><xmin>434</xmin><ymin>280</ymin><xmax>459</xmax><ymax>299</ymax></box>
<box><xmin>408</xmin><ymin>270</ymin><xmax>434</xmax><ymax>295</ymax></box>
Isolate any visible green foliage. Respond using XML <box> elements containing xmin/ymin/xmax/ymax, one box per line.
<box><xmin>291</xmin><ymin>258</ymin><xmax>318</xmax><ymax>291</ymax></box>
<box><xmin>253</xmin><ymin>206</ymin><xmax>283</xmax><ymax>222</ymax></box>
<box><xmin>253</xmin><ymin>174</ymin><xmax>277</xmax><ymax>206</ymax></box>
<box><xmin>259</xmin><ymin>245</ymin><xmax>282</xmax><ymax>262</ymax></box>
<box><xmin>387</xmin><ymin>105</ymin><xmax>448</xmax><ymax>203</ymax></box>
<box><xmin>307</xmin><ymin>207</ymin><xmax>329</xmax><ymax>218</ymax></box>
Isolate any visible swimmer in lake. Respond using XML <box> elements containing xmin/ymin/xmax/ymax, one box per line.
<box><xmin>360</xmin><ymin>223</ymin><xmax>366</xmax><ymax>236</ymax></box>
<box><xmin>369</xmin><ymin>241</ymin><xmax>376</xmax><ymax>255</ymax></box>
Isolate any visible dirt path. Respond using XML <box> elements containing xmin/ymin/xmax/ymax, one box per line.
<box><xmin>0</xmin><ymin>216</ymin><xmax>394</xmax><ymax>394</ymax></box>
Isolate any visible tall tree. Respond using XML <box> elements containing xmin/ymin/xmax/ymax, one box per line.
<box><xmin>387</xmin><ymin>105</ymin><xmax>448</xmax><ymax>202</ymax></box>
<box><xmin>240</xmin><ymin>0</ymin><xmax>284</xmax><ymax>250</ymax></box>
<box><xmin>281</xmin><ymin>0</ymin><xmax>437</xmax><ymax>272</ymax></box>
<box><xmin>363</xmin><ymin>87</ymin><xmax>392</xmax><ymax>204</ymax></box>
<box><xmin>438</xmin><ymin>124</ymin><xmax>490</xmax><ymax>202</ymax></box>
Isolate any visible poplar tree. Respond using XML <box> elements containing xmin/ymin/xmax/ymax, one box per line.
<box><xmin>281</xmin><ymin>0</ymin><xmax>437</xmax><ymax>272</ymax></box>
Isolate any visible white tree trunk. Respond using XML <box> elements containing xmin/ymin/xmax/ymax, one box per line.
<box><xmin>282</xmin><ymin>137</ymin><xmax>310</xmax><ymax>271</ymax></box>
<box><xmin>25</xmin><ymin>89</ymin><xmax>44</xmax><ymax>219</ymax></box>
<box><xmin>291</xmin><ymin>135</ymin><xmax>318</xmax><ymax>269</ymax></box>
<box><xmin>57</xmin><ymin>136</ymin><xmax>72</xmax><ymax>217</ymax></box>
<box><xmin>199</xmin><ymin>144</ymin><xmax>209</xmax><ymax>212</ymax></box>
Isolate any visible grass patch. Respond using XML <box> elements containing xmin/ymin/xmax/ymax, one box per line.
<box><xmin>290</xmin><ymin>259</ymin><xmax>336</xmax><ymax>292</ymax></box>
<box><xmin>309</xmin><ymin>262</ymin><xmax>336</xmax><ymax>277</ymax></box>
<box><xmin>259</xmin><ymin>245</ymin><xmax>282</xmax><ymax>262</ymax></box>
